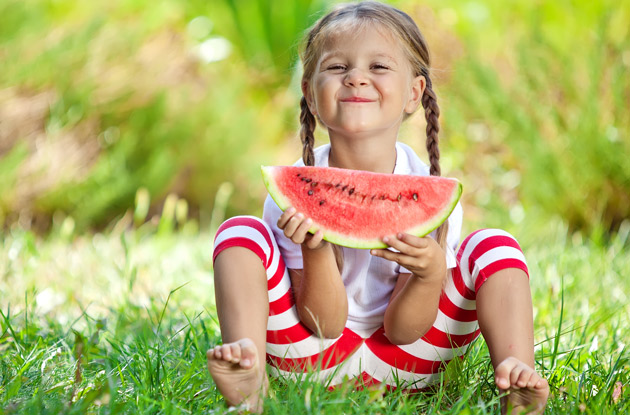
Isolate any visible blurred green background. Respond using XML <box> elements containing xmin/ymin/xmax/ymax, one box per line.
<box><xmin>1</xmin><ymin>0</ymin><xmax>628</xmax><ymax>239</ymax></box>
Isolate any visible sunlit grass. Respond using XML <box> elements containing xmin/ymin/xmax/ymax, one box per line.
<box><xmin>1</xmin><ymin>220</ymin><xmax>629</xmax><ymax>413</ymax></box>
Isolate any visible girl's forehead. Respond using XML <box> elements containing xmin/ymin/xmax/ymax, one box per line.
<box><xmin>318</xmin><ymin>23</ymin><xmax>401</xmax><ymax>56</ymax></box>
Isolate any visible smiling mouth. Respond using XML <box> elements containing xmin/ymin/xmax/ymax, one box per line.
<box><xmin>341</xmin><ymin>97</ymin><xmax>374</xmax><ymax>103</ymax></box>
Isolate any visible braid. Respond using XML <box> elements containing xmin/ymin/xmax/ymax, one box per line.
<box><xmin>421</xmin><ymin>72</ymin><xmax>449</xmax><ymax>248</ymax></box>
<box><xmin>422</xmin><ymin>74</ymin><xmax>441</xmax><ymax>177</ymax></box>
<box><xmin>300</xmin><ymin>96</ymin><xmax>316</xmax><ymax>166</ymax></box>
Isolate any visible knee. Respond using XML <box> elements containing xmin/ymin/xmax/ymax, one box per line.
<box><xmin>213</xmin><ymin>215</ymin><xmax>275</xmax><ymax>268</ymax></box>
<box><xmin>457</xmin><ymin>228</ymin><xmax>529</xmax><ymax>293</ymax></box>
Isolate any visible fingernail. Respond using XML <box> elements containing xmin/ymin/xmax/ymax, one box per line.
<box><xmin>287</xmin><ymin>207</ymin><xmax>295</xmax><ymax>214</ymax></box>
<box><xmin>382</xmin><ymin>236</ymin><xmax>389</xmax><ymax>243</ymax></box>
<box><xmin>241</xmin><ymin>359</ymin><xmax>251</xmax><ymax>367</ymax></box>
<box><xmin>397</xmin><ymin>233</ymin><xmax>403</xmax><ymax>239</ymax></box>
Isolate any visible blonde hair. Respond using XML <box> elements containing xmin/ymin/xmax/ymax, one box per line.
<box><xmin>299</xmin><ymin>1</ymin><xmax>448</xmax><ymax>250</ymax></box>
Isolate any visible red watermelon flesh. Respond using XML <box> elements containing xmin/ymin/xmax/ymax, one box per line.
<box><xmin>261</xmin><ymin>165</ymin><xmax>462</xmax><ymax>249</ymax></box>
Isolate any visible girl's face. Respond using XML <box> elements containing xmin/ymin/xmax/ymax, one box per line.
<box><xmin>303</xmin><ymin>26</ymin><xmax>425</xmax><ymax>140</ymax></box>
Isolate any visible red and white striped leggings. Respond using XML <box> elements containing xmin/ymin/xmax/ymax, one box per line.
<box><xmin>213</xmin><ymin>216</ymin><xmax>529</xmax><ymax>390</ymax></box>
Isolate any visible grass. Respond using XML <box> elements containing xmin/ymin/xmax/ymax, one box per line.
<box><xmin>1</xmin><ymin>219</ymin><xmax>629</xmax><ymax>414</ymax></box>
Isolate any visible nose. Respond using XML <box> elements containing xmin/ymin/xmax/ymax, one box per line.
<box><xmin>343</xmin><ymin>68</ymin><xmax>369</xmax><ymax>87</ymax></box>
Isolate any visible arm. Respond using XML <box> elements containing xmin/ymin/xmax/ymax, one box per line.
<box><xmin>280</xmin><ymin>208</ymin><xmax>348</xmax><ymax>338</ymax></box>
<box><xmin>372</xmin><ymin>234</ymin><xmax>446</xmax><ymax>345</ymax></box>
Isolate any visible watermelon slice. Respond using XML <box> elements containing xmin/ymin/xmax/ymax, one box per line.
<box><xmin>261</xmin><ymin>165</ymin><xmax>462</xmax><ymax>249</ymax></box>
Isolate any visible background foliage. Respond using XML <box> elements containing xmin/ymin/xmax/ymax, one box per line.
<box><xmin>0</xmin><ymin>0</ymin><xmax>628</xmax><ymax>237</ymax></box>
<box><xmin>1</xmin><ymin>0</ymin><xmax>629</xmax><ymax>413</ymax></box>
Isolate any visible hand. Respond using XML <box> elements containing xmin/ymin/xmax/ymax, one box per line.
<box><xmin>277</xmin><ymin>207</ymin><xmax>327</xmax><ymax>250</ymax></box>
<box><xmin>370</xmin><ymin>233</ymin><xmax>447</xmax><ymax>281</ymax></box>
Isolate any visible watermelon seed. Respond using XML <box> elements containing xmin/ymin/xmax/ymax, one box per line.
<box><xmin>335</xmin><ymin>183</ymin><xmax>341</xmax><ymax>188</ymax></box>
<box><xmin>308</xmin><ymin>190</ymin><xmax>314</xmax><ymax>196</ymax></box>
<box><xmin>349</xmin><ymin>188</ymin><xmax>355</xmax><ymax>195</ymax></box>
<box><xmin>380</xmin><ymin>195</ymin><xmax>385</xmax><ymax>200</ymax></box>
<box><xmin>311</xmin><ymin>182</ymin><xmax>318</xmax><ymax>187</ymax></box>
<box><xmin>319</xmin><ymin>200</ymin><xmax>325</xmax><ymax>206</ymax></box>
<box><xmin>397</xmin><ymin>194</ymin><xmax>401</xmax><ymax>201</ymax></box>
<box><xmin>413</xmin><ymin>193</ymin><xmax>418</xmax><ymax>201</ymax></box>
<box><xmin>305</xmin><ymin>178</ymin><xmax>312</xmax><ymax>183</ymax></box>
<box><xmin>297</xmin><ymin>173</ymin><xmax>301</xmax><ymax>177</ymax></box>
<box><xmin>342</xmin><ymin>185</ymin><xmax>348</xmax><ymax>191</ymax></box>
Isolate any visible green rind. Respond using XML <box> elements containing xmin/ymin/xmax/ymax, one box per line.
<box><xmin>261</xmin><ymin>166</ymin><xmax>463</xmax><ymax>249</ymax></box>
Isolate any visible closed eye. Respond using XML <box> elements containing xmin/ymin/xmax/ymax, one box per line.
<box><xmin>327</xmin><ymin>64</ymin><xmax>347</xmax><ymax>71</ymax></box>
<box><xmin>371</xmin><ymin>63</ymin><xmax>390</xmax><ymax>71</ymax></box>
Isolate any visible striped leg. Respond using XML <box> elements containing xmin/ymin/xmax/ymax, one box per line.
<box><xmin>364</xmin><ymin>229</ymin><xmax>529</xmax><ymax>390</ymax></box>
<box><xmin>213</xmin><ymin>216</ymin><xmax>364</xmax><ymax>386</ymax></box>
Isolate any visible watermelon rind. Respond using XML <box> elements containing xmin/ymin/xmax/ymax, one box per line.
<box><xmin>261</xmin><ymin>165</ymin><xmax>462</xmax><ymax>250</ymax></box>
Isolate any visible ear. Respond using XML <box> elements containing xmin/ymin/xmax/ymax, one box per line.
<box><xmin>404</xmin><ymin>75</ymin><xmax>425</xmax><ymax>114</ymax></box>
<box><xmin>301</xmin><ymin>80</ymin><xmax>317</xmax><ymax>115</ymax></box>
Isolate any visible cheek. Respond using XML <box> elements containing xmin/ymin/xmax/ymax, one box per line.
<box><xmin>313</xmin><ymin>80</ymin><xmax>336</xmax><ymax>108</ymax></box>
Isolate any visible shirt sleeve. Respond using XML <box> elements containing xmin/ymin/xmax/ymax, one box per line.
<box><xmin>262</xmin><ymin>195</ymin><xmax>304</xmax><ymax>269</ymax></box>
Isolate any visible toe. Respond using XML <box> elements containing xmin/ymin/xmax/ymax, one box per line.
<box><xmin>238</xmin><ymin>338</ymin><xmax>258</xmax><ymax>369</ymax></box>
<box><xmin>220</xmin><ymin>344</ymin><xmax>233</xmax><ymax>362</ymax></box>
<box><xmin>516</xmin><ymin>368</ymin><xmax>533</xmax><ymax>388</ymax></box>
<box><xmin>229</xmin><ymin>343</ymin><xmax>243</xmax><ymax>364</ymax></box>
<box><xmin>495</xmin><ymin>357</ymin><xmax>518</xmax><ymax>390</ymax></box>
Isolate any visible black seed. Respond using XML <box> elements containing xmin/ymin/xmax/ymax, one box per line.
<box><xmin>305</xmin><ymin>178</ymin><xmax>312</xmax><ymax>183</ymax></box>
<box><xmin>380</xmin><ymin>195</ymin><xmax>385</xmax><ymax>200</ymax></box>
<box><xmin>342</xmin><ymin>185</ymin><xmax>348</xmax><ymax>191</ymax></box>
<box><xmin>301</xmin><ymin>177</ymin><xmax>306</xmax><ymax>181</ymax></box>
<box><xmin>311</xmin><ymin>182</ymin><xmax>318</xmax><ymax>187</ymax></box>
<box><xmin>308</xmin><ymin>190</ymin><xmax>313</xmax><ymax>195</ymax></box>
<box><xmin>335</xmin><ymin>183</ymin><xmax>341</xmax><ymax>188</ymax></box>
<box><xmin>319</xmin><ymin>200</ymin><xmax>325</xmax><ymax>206</ymax></box>
<box><xmin>297</xmin><ymin>173</ymin><xmax>301</xmax><ymax>177</ymax></box>
<box><xmin>413</xmin><ymin>193</ymin><xmax>418</xmax><ymax>201</ymax></box>
<box><xmin>349</xmin><ymin>188</ymin><xmax>355</xmax><ymax>195</ymax></box>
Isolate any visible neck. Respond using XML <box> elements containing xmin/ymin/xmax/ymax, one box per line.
<box><xmin>327</xmin><ymin>132</ymin><xmax>398</xmax><ymax>173</ymax></box>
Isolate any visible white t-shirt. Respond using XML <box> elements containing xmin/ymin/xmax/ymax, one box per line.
<box><xmin>262</xmin><ymin>142</ymin><xmax>463</xmax><ymax>330</ymax></box>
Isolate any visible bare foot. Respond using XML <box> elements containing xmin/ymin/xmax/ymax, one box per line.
<box><xmin>495</xmin><ymin>357</ymin><xmax>549</xmax><ymax>415</ymax></box>
<box><xmin>207</xmin><ymin>338</ymin><xmax>268</xmax><ymax>413</ymax></box>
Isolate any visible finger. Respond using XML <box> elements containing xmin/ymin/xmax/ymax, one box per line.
<box><xmin>381</xmin><ymin>235</ymin><xmax>415</xmax><ymax>256</ymax></box>
<box><xmin>294</xmin><ymin>217</ymin><xmax>313</xmax><ymax>241</ymax></box>
<box><xmin>397</xmin><ymin>233</ymin><xmax>430</xmax><ymax>249</ymax></box>
<box><xmin>370</xmin><ymin>247</ymin><xmax>403</xmax><ymax>264</ymax></box>
<box><xmin>306</xmin><ymin>229</ymin><xmax>324</xmax><ymax>250</ymax></box>
<box><xmin>286</xmin><ymin>215</ymin><xmax>311</xmax><ymax>244</ymax></box>
<box><xmin>381</xmin><ymin>234</ymin><xmax>429</xmax><ymax>257</ymax></box>
<box><xmin>283</xmin><ymin>213</ymin><xmax>304</xmax><ymax>238</ymax></box>
<box><xmin>277</xmin><ymin>207</ymin><xmax>296</xmax><ymax>229</ymax></box>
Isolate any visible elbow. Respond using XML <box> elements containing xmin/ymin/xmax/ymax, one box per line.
<box><xmin>320</xmin><ymin>324</ymin><xmax>345</xmax><ymax>339</ymax></box>
<box><xmin>297</xmin><ymin>307</ymin><xmax>347</xmax><ymax>339</ymax></box>
<box><xmin>383</xmin><ymin>321</ymin><xmax>431</xmax><ymax>346</ymax></box>
<box><xmin>383</xmin><ymin>329</ymin><xmax>422</xmax><ymax>346</ymax></box>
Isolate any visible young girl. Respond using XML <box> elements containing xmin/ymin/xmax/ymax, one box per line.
<box><xmin>208</xmin><ymin>2</ymin><xmax>549</xmax><ymax>413</ymax></box>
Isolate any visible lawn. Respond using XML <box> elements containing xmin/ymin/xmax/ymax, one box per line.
<box><xmin>1</xmin><ymin>220</ymin><xmax>628</xmax><ymax>414</ymax></box>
